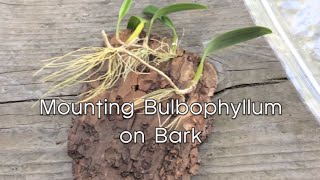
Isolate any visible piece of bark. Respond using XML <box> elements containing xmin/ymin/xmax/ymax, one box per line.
<box><xmin>68</xmin><ymin>31</ymin><xmax>218</xmax><ymax>180</ymax></box>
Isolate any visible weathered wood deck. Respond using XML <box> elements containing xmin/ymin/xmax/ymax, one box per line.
<box><xmin>0</xmin><ymin>0</ymin><xmax>319</xmax><ymax>179</ymax></box>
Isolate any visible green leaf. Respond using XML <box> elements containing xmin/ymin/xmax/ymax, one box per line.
<box><xmin>143</xmin><ymin>5</ymin><xmax>178</xmax><ymax>50</ymax></box>
<box><xmin>145</xmin><ymin>3</ymin><xmax>207</xmax><ymax>42</ymax></box>
<box><xmin>161</xmin><ymin>16</ymin><xmax>178</xmax><ymax>51</ymax></box>
<box><xmin>153</xmin><ymin>3</ymin><xmax>207</xmax><ymax>19</ymax></box>
<box><xmin>117</xmin><ymin>0</ymin><xmax>132</xmax><ymax>37</ymax></box>
<box><xmin>127</xmin><ymin>16</ymin><xmax>148</xmax><ymax>30</ymax></box>
<box><xmin>203</xmin><ymin>26</ymin><xmax>272</xmax><ymax>56</ymax></box>
<box><xmin>126</xmin><ymin>16</ymin><xmax>148</xmax><ymax>42</ymax></box>
<box><xmin>143</xmin><ymin>5</ymin><xmax>159</xmax><ymax>16</ymax></box>
<box><xmin>193</xmin><ymin>26</ymin><xmax>272</xmax><ymax>83</ymax></box>
<box><xmin>143</xmin><ymin>5</ymin><xmax>176</xmax><ymax>32</ymax></box>
<box><xmin>160</xmin><ymin>16</ymin><xmax>177</xmax><ymax>37</ymax></box>
<box><xmin>119</xmin><ymin>0</ymin><xmax>132</xmax><ymax>20</ymax></box>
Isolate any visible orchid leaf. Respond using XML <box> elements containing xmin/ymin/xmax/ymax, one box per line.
<box><xmin>127</xmin><ymin>16</ymin><xmax>148</xmax><ymax>30</ymax></box>
<box><xmin>153</xmin><ymin>3</ymin><xmax>207</xmax><ymax>19</ymax></box>
<box><xmin>119</xmin><ymin>0</ymin><xmax>132</xmax><ymax>21</ymax></box>
<box><xmin>203</xmin><ymin>26</ymin><xmax>272</xmax><ymax>56</ymax></box>
<box><xmin>117</xmin><ymin>0</ymin><xmax>132</xmax><ymax>38</ymax></box>
<box><xmin>143</xmin><ymin>5</ymin><xmax>176</xmax><ymax>35</ymax></box>
<box><xmin>143</xmin><ymin>5</ymin><xmax>178</xmax><ymax>49</ymax></box>
<box><xmin>127</xmin><ymin>16</ymin><xmax>148</xmax><ymax>42</ymax></box>
<box><xmin>143</xmin><ymin>5</ymin><xmax>158</xmax><ymax>16</ymax></box>
<box><xmin>145</xmin><ymin>3</ymin><xmax>207</xmax><ymax>42</ymax></box>
<box><xmin>193</xmin><ymin>26</ymin><xmax>272</xmax><ymax>83</ymax></box>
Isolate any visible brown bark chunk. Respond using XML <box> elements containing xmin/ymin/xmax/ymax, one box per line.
<box><xmin>68</xmin><ymin>33</ymin><xmax>218</xmax><ymax>180</ymax></box>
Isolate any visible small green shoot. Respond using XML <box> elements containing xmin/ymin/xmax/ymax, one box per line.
<box><xmin>192</xmin><ymin>26</ymin><xmax>272</xmax><ymax>85</ymax></box>
<box><xmin>143</xmin><ymin>5</ymin><xmax>158</xmax><ymax>15</ymax></box>
<box><xmin>144</xmin><ymin>3</ymin><xmax>207</xmax><ymax>45</ymax></box>
<box><xmin>116</xmin><ymin>0</ymin><xmax>132</xmax><ymax>41</ymax></box>
<box><xmin>143</xmin><ymin>5</ymin><xmax>178</xmax><ymax>52</ymax></box>
<box><xmin>126</xmin><ymin>16</ymin><xmax>148</xmax><ymax>43</ymax></box>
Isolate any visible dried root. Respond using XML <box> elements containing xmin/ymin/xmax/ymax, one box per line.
<box><xmin>35</xmin><ymin>31</ymin><xmax>177</xmax><ymax>103</ymax></box>
<box><xmin>36</xmin><ymin>30</ymin><xmax>200</xmax><ymax>130</ymax></box>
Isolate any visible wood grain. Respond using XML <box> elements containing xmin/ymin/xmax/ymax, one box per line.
<box><xmin>0</xmin><ymin>0</ymin><xmax>319</xmax><ymax>179</ymax></box>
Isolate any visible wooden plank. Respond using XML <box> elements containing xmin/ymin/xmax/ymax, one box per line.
<box><xmin>195</xmin><ymin>81</ymin><xmax>320</xmax><ymax>179</ymax></box>
<box><xmin>0</xmin><ymin>0</ymin><xmax>319</xmax><ymax>179</ymax></box>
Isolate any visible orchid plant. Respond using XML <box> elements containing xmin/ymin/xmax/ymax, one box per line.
<box><xmin>35</xmin><ymin>0</ymin><xmax>272</xmax><ymax>129</ymax></box>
